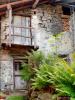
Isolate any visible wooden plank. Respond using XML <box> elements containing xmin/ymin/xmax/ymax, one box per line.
<box><xmin>0</xmin><ymin>5</ymin><xmax>32</xmax><ymax>16</ymax></box>
<box><xmin>5</xmin><ymin>25</ymin><xmax>34</xmax><ymax>29</ymax></box>
<box><xmin>33</xmin><ymin>0</ymin><xmax>39</xmax><ymax>8</ymax></box>
<box><xmin>0</xmin><ymin>0</ymin><xmax>33</xmax><ymax>9</ymax></box>
<box><xmin>0</xmin><ymin>0</ymin><xmax>21</xmax><ymax>4</ymax></box>
<box><xmin>11</xmin><ymin>34</ymin><xmax>32</xmax><ymax>38</ymax></box>
<box><xmin>2</xmin><ymin>34</ymin><xmax>33</xmax><ymax>39</ymax></box>
<box><xmin>7</xmin><ymin>4</ymin><xmax>12</xmax><ymax>46</ymax></box>
<box><xmin>0</xmin><ymin>0</ymin><xmax>49</xmax><ymax>16</ymax></box>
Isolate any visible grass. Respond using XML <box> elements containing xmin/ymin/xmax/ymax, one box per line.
<box><xmin>7</xmin><ymin>96</ymin><xmax>27</xmax><ymax>100</ymax></box>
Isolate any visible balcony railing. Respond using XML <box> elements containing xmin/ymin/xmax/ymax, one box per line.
<box><xmin>2</xmin><ymin>25</ymin><xmax>34</xmax><ymax>46</ymax></box>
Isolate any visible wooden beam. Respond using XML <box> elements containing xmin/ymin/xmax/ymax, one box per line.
<box><xmin>6</xmin><ymin>4</ymin><xmax>12</xmax><ymax>46</ymax></box>
<box><xmin>13</xmin><ymin>5</ymin><xmax>32</xmax><ymax>12</ymax></box>
<box><xmin>0</xmin><ymin>0</ymin><xmax>33</xmax><ymax>10</ymax></box>
<box><xmin>0</xmin><ymin>0</ymin><xmax>49</xmax><ymax>16</ymax></box>
<box><xmin>0</xmin><ymin>5</ymin><xmax>32</xmax><ymax>16</ymax></box>
<box><xmin>5</xmin><ymin>25</ymin><xmax>34</xmax><ymax>29</ymax></box>
<box><xmin>33</xmin><ymin>0</ymin><xmax>40</xmax><ymax>8</ymax></box>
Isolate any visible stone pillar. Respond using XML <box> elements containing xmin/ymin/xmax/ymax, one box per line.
<box><xmin>1</xmin><ymin>50</ymin><xmax>14</xmax><ymax>91</ymax></box>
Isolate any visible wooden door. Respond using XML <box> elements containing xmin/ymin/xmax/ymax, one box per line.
<box><xmin>14</xmin><ymin>61</ymin><xmax>26</xmax><ymax>90</ymax></box>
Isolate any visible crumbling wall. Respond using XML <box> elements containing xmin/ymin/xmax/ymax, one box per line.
<box><xmin>1</xmin><ymin>50</ymin><xmax>13</xmax><ymax>90</ymax></box>
<box><xmin>0</xmin><ymin>4</ymin><xmax>73</xmax><ymax>90</ymax></box>
<box><xmin>31</xmin><ymin>4</ymin><xmax>73</xmax><ymax>54</ymax></box>
<box><xmin>1</xmin><ymin>4</ymin><xmax>73</xmax><ymax>54</ymax></box>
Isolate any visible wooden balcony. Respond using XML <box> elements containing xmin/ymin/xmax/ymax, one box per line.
<box><xmin>1</xmin><ymin>43</ymin><xmax>38</xmax><ymax>56</ymax></box>
<box><xmin>1</xmin><ymin>25</ymin><xmax>35</xmax><ymax>46</ymax></box>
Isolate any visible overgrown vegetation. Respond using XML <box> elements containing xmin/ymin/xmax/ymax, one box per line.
<box><xmin>21</xmin><ymin>50</ymin><xmax>75</xmax><ymax>99</ymax></box>
<box><xmin>32</xmin><ymin>55</ymin><xmax>59</xmax><ymax>89</ymax></box>
<box><xmin>7</xmin><ymin>96</ymin><xmax>26</xmax><ymax>100</ymax></box>
<box><xmin>21</xmin><ymin>50</ymin><xmax>45</xmax><ymax>81</ymax></box>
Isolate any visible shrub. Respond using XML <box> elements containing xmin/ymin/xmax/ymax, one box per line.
<box><xmin>49</xmin><ymin>59</ymin><xmax>75</xmax><ymax>98</ymax></box>
<box><xmin>32</xmin><ymin>54</ymin><xmax>75</xmax><ymax>98</ymax></box>
<box><xmin>32</xmin><ymin>55</ymin><xmax>60</xmax><ymax>89</ymax></box>
<box><xmin>21</xmin><ymin>50</ymin><xmax>45</xmax><ymax>81</ymax></box>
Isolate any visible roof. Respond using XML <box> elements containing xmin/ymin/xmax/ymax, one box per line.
<box><xmin>0</xmin><ymin>0</ymin><xmax>21</xmax><ymax>5</ymax></box>
<box><xmin>0</xmin><ymin>0</ymin><xmax>50</xmax><ymax>16</ymax></box>
<box><xmin>0</xmin><ymin>0</ymin><xmax>75</xmax><ymax>16</ymax></box>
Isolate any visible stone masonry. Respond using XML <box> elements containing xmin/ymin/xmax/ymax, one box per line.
<box><xmin>0</xmin><ymin>50</ymin><xmax>13</xmax><ymax>90</ymax></box>
<box><xmin>0</xmin><ymin>4</ymin><xmax>74</xmax><ymax>90</ymax></box>
<box><xmin>31</xmin><ymin>4</ymin><xmax>73</xmax><ymax>54</ymax></box>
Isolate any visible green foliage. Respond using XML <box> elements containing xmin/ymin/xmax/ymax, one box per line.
<box><xmin>21</xmin><ymin>50</ymin><xmax>45</xmax><ymax>81</ymax></box>
<box><xmin>21</xmin><ymin>50</ymin><xmax>75</xmax><ymax>98</ymax></box>
<box><xmin>32</xmin><ymin>63</ymin><xmax>52</xmax><ymax>89</ymax></box>
<box><xmin>21</xmin><ymin>63</ymin><xmax>33</xmax><ymax>81</ymax></box>
<box><xmin>32</xmin><ymin>55</ymin><xmax>60</xmax><ymax>89</ymax></box>
<box><xmin>47</xmin><ymin>58</ymin><xmax>75</xmax><ymax>98</ymax></box>
<box><xmin>32</xmin><ymin>53</ymin><xmax>75</xmax><ymax>98</ymax></box>
<box><xmin>26</xmin><ymin>50</ymin><xmax>45</xmax><ymax>68</ymax></box>
<box><xmin>7</xmin><ymin>96</ymin><xmax>25</xmax><ymax>100</ymax></box>
<box><xmin>71</xmin><ymin>98</ymin><xmax>75</xmax><ymax>100</ymax></box>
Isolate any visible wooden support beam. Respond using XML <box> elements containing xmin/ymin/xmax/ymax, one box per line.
<box><xmin>5</xmin><ymin>25</ymin><xmax>34</xmax><ymax>29</ymax></box>
<box><xmin>0</xmin><ymin>0</ymin><xmax>49</xmax><ymax>16</ymax></box>
<box><xmin>33</xmin><ymin>0</ymin><xmax>39</xmax><ymax>8</ymax></box>
<box><xmin>0</xmin><ymin>0</ymin><xmax>48</xmax><ymax>16</ymax></box>
<box><xmin>13</xmin><ymin>5</ymin><xmax>32</xmax><ymax>12</ymax></box>
<box><xmin>0</xmin><ymin>0</ymin><xmax>33</xmax><ymax>10</ymax></box>
<box><xmin>0</xmin><ymin>5</ymin><xmax>32</xmax><ymax>16</ymax></box>
<box><xmin>6</xmin><ymin>4</ymin><xmax>12</xmax><ymax>46</ymax></box>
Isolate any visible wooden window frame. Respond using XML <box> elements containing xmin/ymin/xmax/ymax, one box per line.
<box><xmin>6</xmin><ymin>15</ymin><xmax>33</xmax><ymax>45</ymax></box>
<box><xmin>13</xmin><ymin>59</ymin><xmax>26</xmax><ymax>90</ymax></box>
<box><xmin>13</xmin><ymin>58</ymin><xmax>28</xmax><ymax>90</ymax></box>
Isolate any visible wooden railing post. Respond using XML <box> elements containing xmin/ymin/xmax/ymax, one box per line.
<box><xmin>7</xmin><ymin>4</ymin><xmax>12</xmax><ymax>46</ymax></box>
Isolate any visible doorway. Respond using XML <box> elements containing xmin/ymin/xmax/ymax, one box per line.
<box><xmin>13</xmin><ymin>60</ymin><xmax>26</xmax><ymax>90</ymax></box>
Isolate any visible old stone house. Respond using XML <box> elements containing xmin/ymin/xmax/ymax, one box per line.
<box><xmin>0</xmin><ymin>0</ymin><xmax>75</xmax><ymax>91</ymax></box>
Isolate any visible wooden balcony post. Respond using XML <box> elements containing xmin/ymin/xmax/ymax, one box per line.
<box><xmin>7</xmin><ymin>4</ymin><xmax>12</xmax><ymax>46</ymax></box>
<box><xmin>33</xmin><ymin>0</ymin><xmax>39</xmax><ymax>8</ymax></box>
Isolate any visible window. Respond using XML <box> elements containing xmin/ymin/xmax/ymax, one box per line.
<box><xmin>14</xmin><ymin>62</ymin><xmax>22</xmax><ymax>71</ymax></box>
<box><xmin>11</xmin><ymin>16</ymin><xmax>32</xmax><ymax>45</ymax></box>
<box><xmin>62</xmin><ymin>6</ymin><xmax>70</xmax><ymax>15</ymax></box>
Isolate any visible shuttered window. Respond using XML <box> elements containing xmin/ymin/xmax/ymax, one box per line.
<box><xmin>11</xmin><ymin>16</ymin><xmax>32</xmax><ymax>45</ymax></box>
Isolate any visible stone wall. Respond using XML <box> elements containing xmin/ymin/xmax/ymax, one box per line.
<box><xmin>1</xmin><ymin>4</ymin><xmax>73</xmax><ymax>54</ymax></box>
<box><xmin>31</xmin><ymin>4</ymin><xmax>73</xmax><ymax>54</ymax></box>
<box><xmin>0</xmin><ymin>4</ymin><xmax>74</xmax><ymax>90</ymax></box>
<box><xmin>70</xmin><ymin>13</ymin><xmax>75</xmax><ymax>50</ymax></box>
<box><xmin>0</xmin><ymin>50</ymin><xmax>13</xmax><ymax>90</ymax></box>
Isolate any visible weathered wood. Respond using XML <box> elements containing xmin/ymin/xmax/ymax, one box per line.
<box><xmin>0</xmin><ymin>5</ymin><xmax>32</xmax><ymax>16</ymax></box>
<box><xmin>2</xmin><ymin>43</ymin><xmax>38</xmax><ymax>56</ymax></box>
<box><xmin>11</xmin><ymin>34</ymin><xmax>32</xmax><ymax>38</ymax></box>
<box><xmin>7</xmin><ymin>4</ymin><xmax>12</xmax><ymax>46</ymax></box>
<box><xmin>3</xmin><ymin>33</ymin><xmax>33</xmax><ymax>38</ymax></box>
<box><xmin>5</xmin><ymin>25</ymin><xmax>34</xmax><ymax>29</ymax></box>
<box><xmin>0</xmin><ymin>0</ymin><xmax>49</xmax><ymax>16</ymax></box>
<box><xmin>33</xmin><ymin>0</ymin><xmax>39</xmax><ymax>8</ymax></box>
<box><xmin>0</xmin><ymin>0</ymin><xmax>33</xmax><ymax>10</ymax></box>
